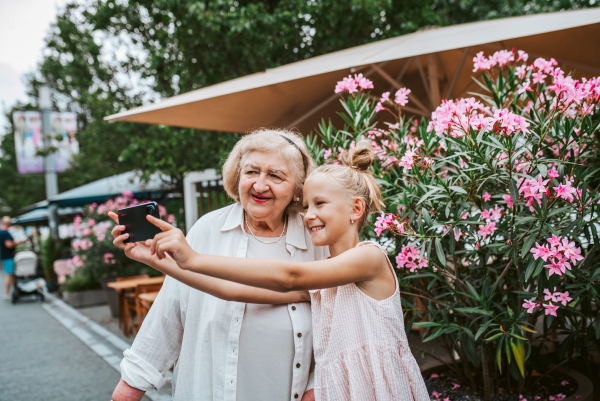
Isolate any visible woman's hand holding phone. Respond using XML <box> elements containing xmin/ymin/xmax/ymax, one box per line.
<box><xmin>108</xmin><ymin>211</ymin><xmax>162</xmax><ymax>268</ymax></box>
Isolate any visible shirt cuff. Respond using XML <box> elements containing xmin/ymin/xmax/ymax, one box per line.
<box><xmin>306</xmin><ymin>371</ymin><xmax>315</xmax><ymax>391</ymax></box>
<box><xmin>120</xmin><ymin>349</ymin><xmax>169</xmax><ymax>391</ymax></box>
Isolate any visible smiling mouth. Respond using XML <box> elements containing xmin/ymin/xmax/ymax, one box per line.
<box><xmin>310</xmin><ymin>225</ymin><xmax>324</xmax><ymax>233</ymax></box>
<box><xmin>251</xmin><ymin>194</ymin><xmax>271</xmax><ymax>203</ymax></box>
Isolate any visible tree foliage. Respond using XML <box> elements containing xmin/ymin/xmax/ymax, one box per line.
<box><xmin>0</xmin><ymin>0</ymin><xmax>596</xmax><ymax>216</ymax></box>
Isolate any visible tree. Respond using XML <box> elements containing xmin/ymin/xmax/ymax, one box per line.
<box><xmin>1</xmin><ymin>0</ymin><xmax>595</xmax><ymax>217</ymax></box>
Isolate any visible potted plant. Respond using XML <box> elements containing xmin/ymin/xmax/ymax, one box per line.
<box><xmin>62</xmin><ymin>191</ymin><xmax>175</xmax><ymax>312</ymax></box>
<box><xmin>308</xmin><ymin>50</ymin><xmax>599</xmax><ymax>400</ymax></box>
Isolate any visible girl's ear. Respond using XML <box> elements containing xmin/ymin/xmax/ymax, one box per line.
<box><xmin>350</xmin><ymin>198</ymin><xmax>366</xmax><ymax>223</ymax></box>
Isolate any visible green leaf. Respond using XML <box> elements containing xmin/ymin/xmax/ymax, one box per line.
<box><xmin>475</xmin><ymin>320</ymin><xmax>493</xmax><ymax>340</ymax></box>
<box><xmin>435</xmin><ymin>238</ymin><xmax>446</xmax><ymax>266</ymax></box>
<box><xmin>423</xmin><ymin>327</ymin><xmax>445</xmax><ymax>342</ymax></box>
<box><xmin>510</xmin><ymin>339</ymin><xmax>525</xmax><ymax>377</ymax></box>
<box><xmin>456</xmin><ymin>307</ymin><xmax>491</xmax><ymax>315</ymax></box>
<box><xmin>538</xmin><ymin>164</ymin><xmax>547</xmax><ymax>177</ymax></box>
<box><xmin>595</xmin><ymin>317</ymin><xmax>600</xmax><ymax>339</ymax></box>
<box><xmin>449</xmin><ymin>186</ymin><xmax>467</xmax><ymax>194</ymax></box>
<box><xmin>521</xmin><ymin>235</ymin><xmax>537</xmax><ymax>258</ymax></box>
<box><xmin>413</xmin><ymin>322</ymin><xmax>442</xmax><ymax>328</ymax></box>
<box><xmin>422</xmin><ymin>208</ymin><xmax>433</xmax><ymax>227</ymax></box>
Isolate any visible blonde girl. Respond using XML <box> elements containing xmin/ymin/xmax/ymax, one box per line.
<box><xmin>111</xmin><ymin>140</ymin><xmax>429</xmax><ymax>401</ymax></box>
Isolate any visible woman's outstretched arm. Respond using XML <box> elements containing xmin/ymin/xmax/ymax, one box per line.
<box><xmin>146</xmin><ymin>216</ymin><xmax>387</xmax><ymax>293</ymax></box>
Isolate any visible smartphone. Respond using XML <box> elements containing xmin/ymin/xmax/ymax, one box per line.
<box><xmin>117</xmin><ymin>201</ymin><xmax>162</xmax><ymax>243</ymax></box>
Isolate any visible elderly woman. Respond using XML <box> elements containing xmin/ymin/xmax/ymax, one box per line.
<box><xmin>110</xmin><ymin>129</ymin><xmax>327</xmax><ymax>401</ymax></box>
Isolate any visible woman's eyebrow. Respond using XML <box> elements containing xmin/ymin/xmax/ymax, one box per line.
<box><xmin>242</xmin><ymin>163</ymin><xmax>260</xmax><ymax>170</ymax></box>
<box><xmin>269</xmin><ymin>168</ymin><xmax>287</xmax><ymax>177</ymax></box>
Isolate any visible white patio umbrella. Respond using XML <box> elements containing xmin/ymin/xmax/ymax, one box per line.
<box><xmin>106</xmin><ymin>8</ymin><xmax>600</xmax><ymax>135</ymax></box>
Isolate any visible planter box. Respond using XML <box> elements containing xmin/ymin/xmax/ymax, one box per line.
<box><xmin>63</xmin><ymin>289</ymin><xmax>107</xmax><ymax>308</ymax></box>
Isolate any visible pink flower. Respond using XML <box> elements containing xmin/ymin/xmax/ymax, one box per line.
<box><xmin>523</xmin><ymin>299</ymin><xmax>537</xmax><ymax>314</ymax></box>
<box><xmin>380</xmin><ymin>92</ymin><xmax>390</xmax><ymax>103</ymax></box>
<box><xmin>516</xmin><ymin>50</ymin><xmax>529</xmax><ymax>62</ymax></box>
<box><xmin>531</xmin><ymin>243</ymin><xmax>553</xmax><ymax>262</ymax></box>
<box><xmin>518</xmin><ymin>80</ymin><xmax>533</xmax><ymax>94</ymax></box>
<box><xmin>548</xmin><ymin>169</ymin><xmax>559</xmax><ymax>179</ymax></box>
<box><xmin>532</xmin><ymin>71</ymin><xmax>547</xmax><ymax>84</ymax></box>
<box><xmin>167</xmin><ymin>214</ymin><xmax>175</xmax><ymax>224</ymax></box>
<box><xmin>558</xmin><ymin>239</ymin><xmax>582</xmax><ymax>261</ymax></box>
<box><xmin>555</xmin><ymin>292</ymin><xmax>572</xmax><ymax>306</ymax></box>
<box><xmin>87</xmin><ymin>218</ymin><xmax>96</xmax><ymax>227</ymax></box>
<box><xmin>355</xmin><ymin>73</ymin><xmax>373</xmax><ymax>90</ymax></box>
<box><xmin>104</xmin><ymin>253</ymin><xmax>114</xmax><ymax>258</ymax></box>
<box><xmin>430</xmin><ymin>373</ymin><xmax>439</xmax><ymax>379</ymax></box>
<box><xmin>478</xmin><ymin>221</ymin><xmax>497</xmax><ymax>239</ymax></box>
<box><xmin>547</xmin><ymin>234</ymin><xmax>562</xmax><ymax>247</ymax></box>
<box><xmin>122</xmin><ymin>190</ymin><xmax>134</xmax><ymax>198</ymax></box>
<box><xmin>396</xmin><ymin>245</ymin><xmax>428</xmax><ymax>272</ymax></box>
<box><xmin>394</xmin><ymin>88</ymin><xmax>411</xmax><ymax>106</ymax></box>
<box><xmin>503</xmin><ymin>194</ymin><xmax>514</xmax><ymax>208</ymax></box>
<box><xmin>554</xmin><ymin>183</ymin><xmax>576</xmax><ymax>203</ymax></box>
<box><xmin>444</xmin><ymin>398</ymin><xmax>450</xmax><ymax>401</ymax></box>
<box><xmin>324</xmin><ymin>149</ymin><xmax>333</xmax><ymax>159</ymax></box>
<box><xmin>375</xmin><ymin>102</ymin><xmax>384</xmax><ymax>112</ymax></box>
<box><xmin>544</xmin><ymin>303</ymin><xmax>560</xmax><ymax>317</ymax></box>
<box><xmin>452</xmin><ymin>383</ymin><xmax>460</xmax><ymax>389</ymax></box>
<box><xmin>432</xmin><ymin>391</ymin><xmax>441</xmax><ymax>399</ymax></box>
<box><xmin>550</xmin><ymin>394</ymin><xmax>566</xmax><ymax>401</ymax></box>
<box><xmin>82</xmin><ymin>228</ymin><xmax>91</xmax><ymax>236</ymax></box>
<box><xmin>335</xmin><ymin>76</ymin><xmax>358</xmax><ymax>94</ymax></box>
<box><xmin>544</xmin><ymin>259</ymin><xmax>565</xmax><ymax>277</ymax></box>
<box><xmin>544</xmin><ymin>288</ymin><xmax>558</xmax><ymax>302</ymax></box>
<box><xmin>560</xmin><ymin>380</ymin><xmax>569</xmax><ymax>386</ymax></box>
<box><xmin>482</xmin><ymin>192</ymin><xmax>491</xmax><ymax>202</ymax></box>
<box><xmin>480</xmin><ymin>210</ymin><xmax>491</xmax><ymax>219</ymax></box>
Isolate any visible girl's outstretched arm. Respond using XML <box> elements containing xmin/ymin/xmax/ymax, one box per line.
<box><xmin>110</xmin><ymin>212</ymin><xmax>309</xmax><ymax>304</ymax></box>
<box><xmin>147</xmin><ymin>216</ymin><xmax>388</xmax><ymax>293</ymax></box>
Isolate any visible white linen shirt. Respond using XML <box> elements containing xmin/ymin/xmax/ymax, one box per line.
<box><xmin>120</xmin><ymin>203</ymin><xmax>328</xmax><ymax>401</ymax></box>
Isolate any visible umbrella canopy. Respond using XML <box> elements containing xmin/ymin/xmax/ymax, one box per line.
<box><xmin>12</xmin><ymin>207</ymin><xmax>83</xmax><ymax>226</ymax></box>
<box><xmin>20</xmin><ymin>171</ymin><xmax>176</xmax><ymax>213</ymax></box>
<box><xmin>106</xmin><ymin>8</ymin><xmax>600</xmax><ymax>135</ymax></box>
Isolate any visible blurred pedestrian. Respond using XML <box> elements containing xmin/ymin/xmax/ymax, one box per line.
<box><xmin>1</xmin><ymin>216</ymin><xmax>21</xmax><ymax>301</ymax></box>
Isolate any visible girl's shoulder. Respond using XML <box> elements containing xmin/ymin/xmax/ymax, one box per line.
<box><xmin>340</xmin><ymin>241</ymin><xmax>390</xmax><ymax>267</ymax></box>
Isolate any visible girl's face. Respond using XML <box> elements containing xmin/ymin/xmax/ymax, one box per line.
<box><xmin>238</xmin><ymin>151</ymin><xmax>296</xmax><ymax>223</ymax></box>
<box><xmin>302</xmin><ymin>173</ymin><xmax>358</xmax><ymax>247</ymax></box>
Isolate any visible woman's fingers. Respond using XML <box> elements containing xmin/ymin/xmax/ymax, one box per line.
<box><xmin>150</xmin><ymin>231</ymin><xmax>171</xmax><ymax>255</ymax></box>
<box><xmin>154</xmin><ymin>237</ymin><xmax>173</xmax><ymax>260</ymax></box>
<box><xmin>111</xmin><ymin>225</ymin><xmax>126</xmax><ymax>239</ymax></box>
<box><xmin>113</xmin><ymin>232</ymin><xmax>130</xmax><ymax>249</ymax></box>
<box><xmin>108</xmin><ymin>211</ymin><xmax>119</xmax><ymax>224</ymax></box>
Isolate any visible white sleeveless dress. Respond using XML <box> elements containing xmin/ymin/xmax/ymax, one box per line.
<box><xmin>309</xmin><ymin>242</ymin><xmax>429</xmax><ymax>401</ymax></box>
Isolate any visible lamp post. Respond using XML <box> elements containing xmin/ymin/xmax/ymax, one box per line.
<box><xmin>39</xmin><ymin>86</ymin><xmax>59</xmax><ymax>238</ymax></box>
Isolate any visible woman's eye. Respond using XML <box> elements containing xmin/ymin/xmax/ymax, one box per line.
<box><xmin>270</xmin><ymin>174</ymin><xmax>282</xmax><ymax>181</ymax></box>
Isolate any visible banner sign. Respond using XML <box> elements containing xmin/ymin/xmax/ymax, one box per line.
<box><xmin>12</xmin><ymin>111</ymin><xmax>79</xmax><ymax>174</ymax></box>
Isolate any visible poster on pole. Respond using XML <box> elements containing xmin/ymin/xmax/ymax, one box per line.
<box><xmin>12</xmin><ymin>111</ymin><xmax>79</xmax><ymax>174</ymax></box>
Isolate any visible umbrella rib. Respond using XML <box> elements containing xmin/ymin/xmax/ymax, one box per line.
<box><xmin>370</xmin><ymin>63</ymin><xmax>430</xmax><ymax>115</ymax></box>
<box><xmin>387</xmin><ymin>57</ymin><xmax>414</xmax><ymax>93</ymax></box>
<box><xmin>415</xmin><ymin>56</ymin><xmax>433</xmax><ymax>109</ymax></box>
<box><xmin>445</xmin><ymin>47</ymin><xmax>471</xmax><ymax>100</ymax></box>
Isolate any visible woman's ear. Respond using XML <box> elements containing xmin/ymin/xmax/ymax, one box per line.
<box><xmin>350</xmin><ymin>198</ymin><xmax>366</xmax><ymax>224</ymax></box>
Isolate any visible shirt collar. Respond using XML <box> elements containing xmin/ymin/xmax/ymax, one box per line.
<box><xmin>221</xmin><ymin>203</ymin><xmax>308</xmax><ymax>250</ymax></box>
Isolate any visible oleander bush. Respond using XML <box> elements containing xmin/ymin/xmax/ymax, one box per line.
<box><xmin>62</xmin><ymin>192</ymin><xmax>175</xmax><ymax>291</ymax></box>
<box><xmin>307</xmin><ymin>50</ymin><xmax>600</xmax><ymax>399</ymax></box>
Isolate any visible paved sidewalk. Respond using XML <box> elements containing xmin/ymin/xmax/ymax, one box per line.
<box><xmin>0</xmin><ymin>293</ymin><xmax>122</xmax><ymax>400</ymax></box>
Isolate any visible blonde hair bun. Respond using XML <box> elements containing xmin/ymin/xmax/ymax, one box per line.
<box><xmin>340</xmin><ymin>140</ymin><xmax>375</xmax><ymax>172</ymax></box>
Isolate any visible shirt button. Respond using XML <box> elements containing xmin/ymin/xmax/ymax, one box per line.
<box><xmin>294</xmin><ymin>394</ymin><xmax>299</xmax><ymax>399</ymax></box>
<box><xmin>296</xmin><ymin>363</ymin><xmax>301</xmax><ymax>368</ymax></box>
<box><xmin>231</xmin><ymin>380</ymin><xmax>234</xmax><ymax>385</ymax></box>
<box><xmin>291</xmin><ymin>306</ymin><xmax>296</xmax><ymax>311</ymax></box>
<box><xmin>297</xmin><ymin>333</ymin><xmax>302</xmax><ymax>338</ymax></box>
<box><xmin>232</xmin><ymin>348</ymin><xmax>236</xmax><ymax>353</ymax></box>
<box><xmin>236</xmin><ymin>318</ymin><xmax>239</xmax><ymax>323</ymax></box>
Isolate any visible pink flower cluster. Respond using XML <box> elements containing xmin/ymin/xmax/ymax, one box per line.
<box><xmin>427</xmin><ymin>97</ymin><xmax>492</xmax><ymax>138</ymax></box>
<box><xmin>523</xmin><ymin>287</ymin><xmax>572</xmax><ymax>317</ymax></box>
<box><xmin>518</xmin><ymin>175</ymin><xmax>550</xmax><ymax>211</ymax></box>
<box><xmin>334</xmin><ymin>73</ymin><xmax>374</xmax><ymax>94</ymax></box>
<box><xmin>473</xmin><ymin>49</ymin><xmax>527</xmax><ymax>72</ymax></box>
<box><xmin>395</xmin><ymin>245</ymin><xmax>429</xmax><ymax>272</ymax></box>
<box><xmin>530</xmin><ymin>235</ymin><xmax>584</xmax><ymax>277</ymax></box>
<box><xmin>480</xmin><ymin>205</ymin><xmax>503</xmax><ymax>221</ymax></box>
<box><xmin>66</xmin><ymin>255</ymin><xmax>83</xmax><ymax>269</ymax></box>
<box><xmin>477</xmin><ymin>221</ymin><xmax>497</xmax><ymax>239</ymax></box>
<box><xmin>104</xmin><ymin>253</ymin><xmax>116</xmax><ymax>264</ymax></box>
<box><xmin>375</xmin><ymin>88</ymin><xmax>412</xmax><ymax>112</ymax></box>
<box><xmin>374</xmin><ymin>212</ymin><xmax>404</xmax><ymax>237</ymax></box>
<box><xmin>323</xmin><ymin>141</ymin><xmax>356</xmax><ymax>164</ymax></box>
<box><xmin>492</xmin><ymin>108</ymin><xmax>530</xmax><ymax>136</ymax></box>
<box><xmin>553</xmin><ymin>177</ymin><xmax>577</xmax><ymax>203</ymax></box>
<box><xmin>72</xmin><ymin>239</ymin><xmax>93</xmax><ymax>252</ymax></box>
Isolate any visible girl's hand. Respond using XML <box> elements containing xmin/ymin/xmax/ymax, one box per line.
<box><xmin>108</xmin><ymin>211</ymin><xmax>158</xmax><ymax>268</ymax></box>
<box><xmin>147</xmin><ymin>215</ymin><xmax>197</xmax><ymax>270</ymax></box>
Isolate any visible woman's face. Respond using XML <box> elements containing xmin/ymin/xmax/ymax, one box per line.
<box><xmin>239</xmin><ymin>151</ymin><xmax>297</xmax><ymax>222</ymax></box>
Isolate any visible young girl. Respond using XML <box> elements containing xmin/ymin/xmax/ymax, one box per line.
<box><xmin>112</xmin><ymin>141</ymin><xmax>429</xmax><ymax>401</ymax></box>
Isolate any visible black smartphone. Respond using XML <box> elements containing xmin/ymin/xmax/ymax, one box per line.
<box><xmin>117</xmin><ymin>201</ymin><xmax>162</xmax><ymax>243</ymax></box>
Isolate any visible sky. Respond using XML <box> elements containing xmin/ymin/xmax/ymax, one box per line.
<box><xmin>0</xmin><ymin>0</ymin><xmax>70</xmax><ymax>135</ymax></box>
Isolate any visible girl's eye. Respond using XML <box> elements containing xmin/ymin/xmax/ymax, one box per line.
<box><xmin>316</xmin><ymin>201</ymin><xmax>324</xmax><ymax>206</ymax></box>
<box><xmin>302</xmin><ymin>205</ymin><xmax>308</xmax><ymax>210</ymax></box>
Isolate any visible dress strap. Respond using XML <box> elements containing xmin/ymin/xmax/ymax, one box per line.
<box><xmin>356</xmin><ymin>241</ymin><xmax>399</xmax><ymax>288</ymax></box>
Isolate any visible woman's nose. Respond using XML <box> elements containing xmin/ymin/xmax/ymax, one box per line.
<box><xmin>254</xmin><ymin>173</ymin><xmax>269</xmax><ymax>192</ymax></box>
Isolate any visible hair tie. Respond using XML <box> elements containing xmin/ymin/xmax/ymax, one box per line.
<box><xmin>351</xmin><ymin>166</ymin><xmax>359</xmax><ymax>170</ymax></box>
<box><xmin>279</xmin><ymin>134</ymin><xmax>307</xmax><ymax>173</ymax></box>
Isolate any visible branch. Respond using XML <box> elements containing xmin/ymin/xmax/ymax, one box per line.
<box><xmin>493</xmin><ymin>259</ymin><xmax>513</xmax><ymax>288</ymax></box>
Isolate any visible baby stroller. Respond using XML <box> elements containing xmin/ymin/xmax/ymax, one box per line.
<box><xmin>11</xmin><ymin>251</ymin><xmax>46</xmax><ymax>304</ymax></box>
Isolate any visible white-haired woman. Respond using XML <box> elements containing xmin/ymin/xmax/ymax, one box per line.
<box><xmin>110</xmin><ymin>129</ymin><xmax>326</xmax><ymax>401</ymax></box>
